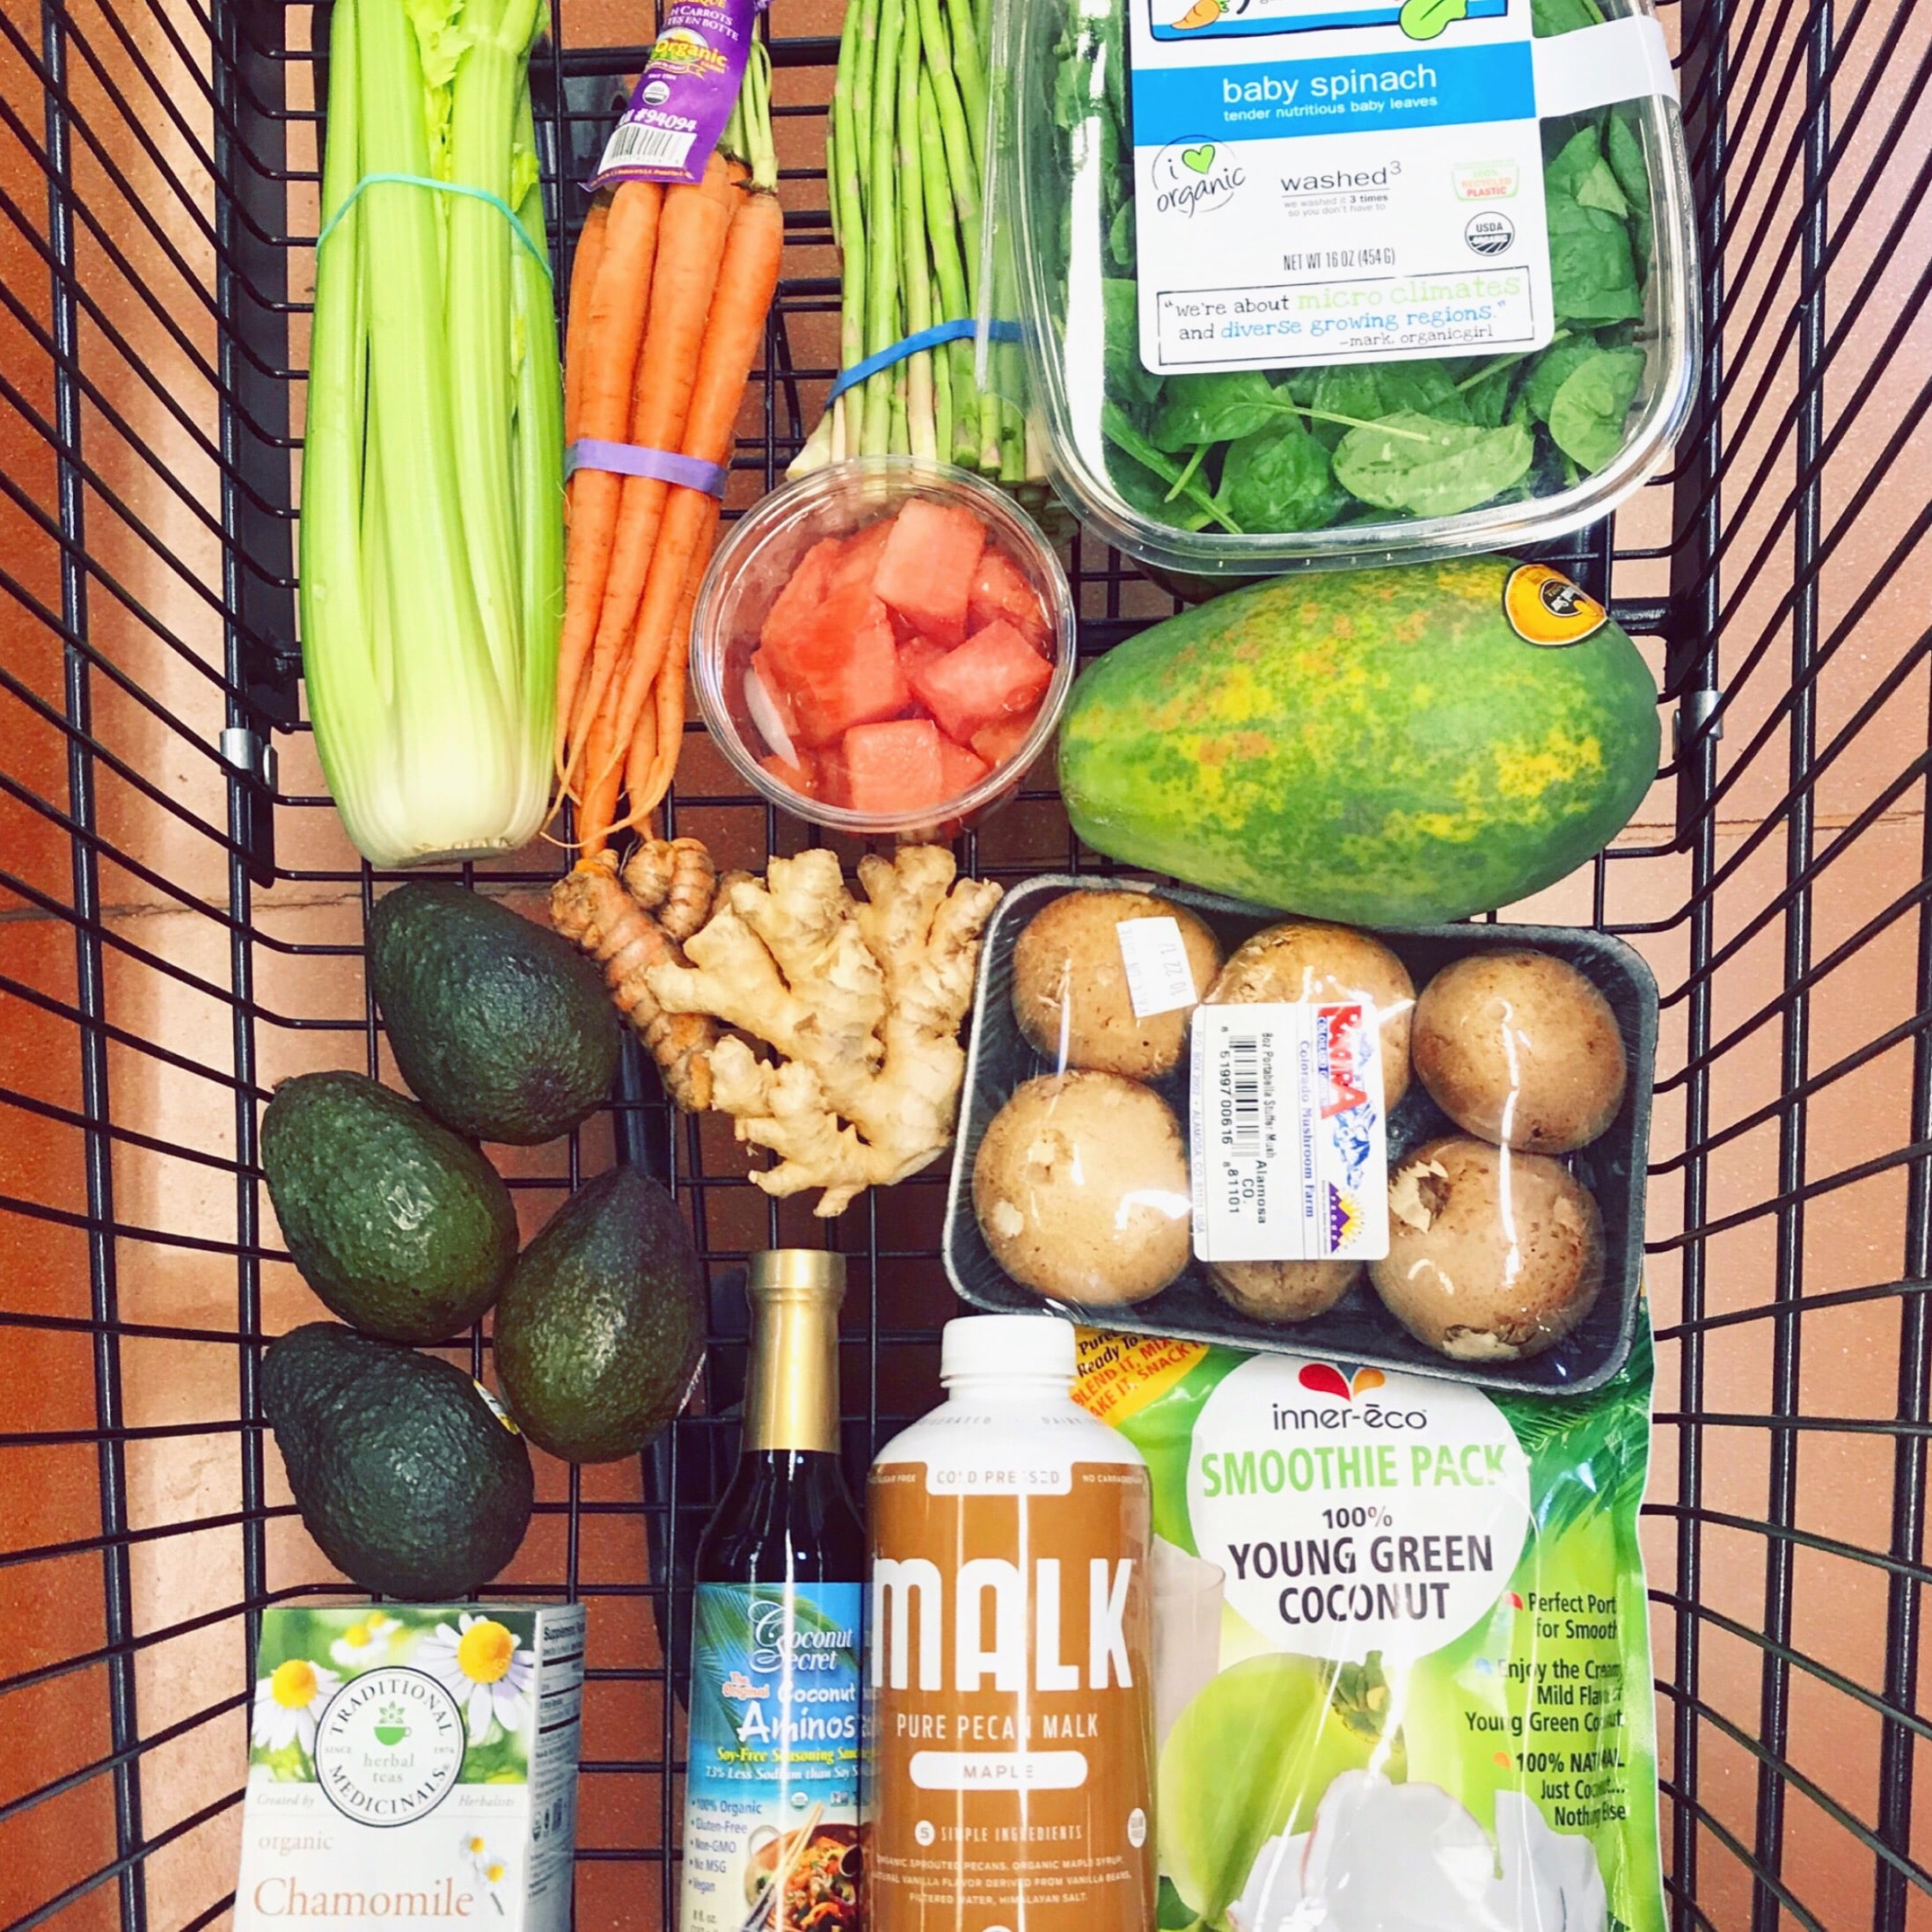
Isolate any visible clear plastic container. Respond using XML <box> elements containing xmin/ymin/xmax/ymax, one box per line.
<box><xmin>690</xmin><ymin>457</ymin><xmax>1078</xmax><ymax>834</ymax></box>
<box><xmin>1007</xmin><ymin>0</ymin><xmax>1699</xmax><ymax>576</ymax></box>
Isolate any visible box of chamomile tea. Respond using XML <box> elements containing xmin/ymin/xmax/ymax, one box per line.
<box><xmin>234</xmin><ymin>1603</ymin><xmax>584</xmax><ymax>1931</ymax></box>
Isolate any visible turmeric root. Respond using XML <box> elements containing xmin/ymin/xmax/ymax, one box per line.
<box><xmin>621</xmin><ymin>837</ymin><xmax>717</xmax><ymax>941</ymax></box>
<box><xmin>550</xmin><ymin>852</ymin><xmax>718</xmax><ymax>1111</ymax></box>
<box><xmin>647</xmin><ymin>845</ymin><xmax>1001</xmax><ymax>1215</ymax></box>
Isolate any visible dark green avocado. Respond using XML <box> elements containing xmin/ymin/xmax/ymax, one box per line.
<box><xmin>367</xmin><ymin>882</ymin><xmax>621</xmax><ymax>1145</ymax></box>
<box><xmin>494</xmin><ymin>1167</ymin><xmax>706</xmax><ymax>1462</ymax></box>
<box><xmin>262</xmin><ymin>1072</ymin><xmax>517</xmax><ymax>1344</ymax></box>
<box><xmin>261</xmin><ymin>1323</ymin><xmax>533</xmax><ymax>1599</ymax></box>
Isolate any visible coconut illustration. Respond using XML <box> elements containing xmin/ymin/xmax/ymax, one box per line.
<box><xmin>1226</xmin><ymin>1772</ymin><xmax>1607</xmax><ymax>1932</ymax></box>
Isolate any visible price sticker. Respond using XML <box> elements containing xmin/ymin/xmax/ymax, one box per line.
<box><xmin>1116</xmin><ymin>915</ymin><xmax>1199</xmax><ymax>1020</ymax></box>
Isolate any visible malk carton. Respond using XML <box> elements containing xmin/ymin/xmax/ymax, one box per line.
<box><xmin>236</xmin><ymin>1603</ymin><xmax>584</xmax><ymax>1930</ymax></box>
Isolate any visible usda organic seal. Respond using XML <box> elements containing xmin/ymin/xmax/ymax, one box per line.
<box><xmin>313</xmin><ymin>1665</ymin><xmax>465</xmax><ymax>1826</ymax></box>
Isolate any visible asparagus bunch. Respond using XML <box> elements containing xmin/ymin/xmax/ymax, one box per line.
<box><xmin>792</xmin><ymin>0</ymin><xmax>1040</xmax><ymax>483</ymax></box>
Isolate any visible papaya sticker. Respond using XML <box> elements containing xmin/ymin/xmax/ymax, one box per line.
<box><xmin>1503</xmin><ymin>563</ymin><xmax>1609</xmax><ymax>648</ymax></box>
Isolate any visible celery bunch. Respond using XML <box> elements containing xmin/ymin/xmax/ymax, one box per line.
<box><xmin>300</xmin><ymin>0</ymin><xmax>562</xmax><ymax>869</ymax></box>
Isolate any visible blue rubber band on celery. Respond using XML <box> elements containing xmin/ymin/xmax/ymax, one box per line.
<box><xmin>828</xmin><ymin>318</ymin><xmax>1022</xmax><ymax>401</ymax></box>
<box><xmin>314</xmin><ymin>172</ymin><xmax>554</xmax><ymax>278</ymax></box>
<box><xmin>564</xmin><ymin>440</ymin><xmax>729</xmax><ymax>497</ymax></box>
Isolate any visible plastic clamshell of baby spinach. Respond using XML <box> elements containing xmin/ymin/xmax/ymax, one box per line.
<box><xmin>940</xmin><ymin>875</ymin><xmax>1658</xmax><ymax>1398</ymax></box>
<box><xmin>1006</xmin><ymin>0</ymin><xmax>1700</xmax><ymax>577</ymax></box>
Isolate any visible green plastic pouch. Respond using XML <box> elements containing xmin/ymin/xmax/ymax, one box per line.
<box><xmin>1072</xmin><ymin>1325</ymin><xmax>1664</xmax><ymax>1932</ymax></box>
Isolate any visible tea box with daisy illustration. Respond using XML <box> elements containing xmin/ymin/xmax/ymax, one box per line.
<box><xmin>235</xmin><ymin>1602</ymin><xmax>585</xmax><ymax>1930</ymax></box>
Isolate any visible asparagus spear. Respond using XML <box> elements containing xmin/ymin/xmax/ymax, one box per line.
<box><xmin>917</xmin><ymin>70</ymin><xmax>983</xmax><ymax>468</ymax></box>
<box><xmin>831</xmin><ymin>0</ymin><xmax>872</xmax><ymax>457</ymax></box>
<box><xmin>862</xmin><ymin>0</ymin><xmax>904</xmax><ymax>454</ymax></box>
<box><xmin>896</xmin><ymin>0</ymin><xmax>937</xmax><ymax>457</ymax></box>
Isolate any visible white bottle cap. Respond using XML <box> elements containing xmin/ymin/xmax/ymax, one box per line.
<box><xmin>940</xmin><ymin>1314</ymin><xmax>1078</xmax><ymax>1385</ymax></box>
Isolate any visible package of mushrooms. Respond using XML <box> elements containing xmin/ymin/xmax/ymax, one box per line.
<box><xmin>943</xmin><ymin>876</ymin><xmax>1657</xmax><ymax>1395</ymax></box>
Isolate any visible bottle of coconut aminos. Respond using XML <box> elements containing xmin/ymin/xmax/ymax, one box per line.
<box><xmin>866</xmin><ymin>1315</ymin><xmax>1157</xmax><ymax>1932</ymax></box>
<box><xmin>681</xmin><ymin>1252</ymin><xmax>865</xmax><ymax>1932</ymax></box>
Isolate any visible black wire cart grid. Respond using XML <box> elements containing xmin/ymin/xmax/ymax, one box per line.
<box><xmin>1</xmin><ymin>0</ymin><xmax>1930</xmax><ymax>1925</ymax></box>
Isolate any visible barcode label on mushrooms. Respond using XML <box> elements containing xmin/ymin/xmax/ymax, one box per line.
<box><xmin>1189</xmin><ymin>1002</ymin><xmax>1389</xmax><ymax>1264</ymax></box>
<box><xmin>1116</xmin><ymin>915</ymin><xmax>1198</xmax><ymax>1020</ymax></box>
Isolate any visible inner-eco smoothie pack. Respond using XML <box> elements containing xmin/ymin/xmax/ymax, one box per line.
<box><xmin>1072</xmin><ymin>1325</ymin><xmax>1664</xmax><ymax>1931</ymax></box>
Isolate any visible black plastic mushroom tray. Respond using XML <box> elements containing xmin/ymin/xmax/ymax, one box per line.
<box><xmin>942</xmin><ymin>875</ymin><xmax>1658</xmax><ymax>1397</ymax></box>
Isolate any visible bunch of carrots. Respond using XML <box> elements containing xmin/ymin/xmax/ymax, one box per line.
<box><xmin>553</xmin><ymin>47</ymin><xmax>781</xmax><ymax>855</ymax></box>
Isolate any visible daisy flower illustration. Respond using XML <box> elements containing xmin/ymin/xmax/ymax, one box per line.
<box><xmin>328</xmin><ymin>1611</ymin><xmax>400</xmax><ymax>1672</ymax></box>
<box><xmin>251</xmin><ymin>1656</ymin><xmax>340</xmax><ymax>1756</ymax></box>
<box><xmin>421</xmin><ymin>1614</ymin><xmax>531</xmax><ymax>1745</ymax></box>
<box><xmin>459</xmin><ymin>1832</ymin><xmax>511</xmax><ymax>1915</ymax></box>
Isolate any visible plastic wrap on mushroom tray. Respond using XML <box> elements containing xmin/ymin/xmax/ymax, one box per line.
<box><xmin>945</xmin><ymin>879</ymin><xmax>1658</xmax><ymax>1397</ymax></box>
<box><xmin>1068</xmin><ymin>1327</ymin><xmax>1665</xmax><ymax>1932</ymax></box>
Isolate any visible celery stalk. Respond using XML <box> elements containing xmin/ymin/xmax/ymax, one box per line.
<box><xmin>509</xmin><ymin>79</ymin><xmax>563</xmax><ymax>839</ymax></box>
<box><xmin>298</xmin><ymin>0</ymin><xmax>561</xmax><ymax>869</ymax></box>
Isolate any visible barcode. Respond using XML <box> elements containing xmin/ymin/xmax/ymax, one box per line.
<box><xmin>1226</xmin><ymin>1035</ymin><xmax>1262</xmax><ymax>1154</ymax></box>
<box><xmin>599</xmin><ymin>121</ymin><xmax>696</xmax><ymax>172</ymax></box>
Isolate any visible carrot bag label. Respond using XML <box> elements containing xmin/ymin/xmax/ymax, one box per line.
<box><xmin>1072</xmin><ymin>1327</ymin><xmax>1665</xmax><ymax>1932</ymax></box>
<box><xmin>592</xmin><ymin>0</ymin><xmax>765</xmax><ymax>187</ymax></box>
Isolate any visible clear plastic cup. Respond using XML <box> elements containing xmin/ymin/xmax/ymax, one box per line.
<box><xmin>690</xmin><ymin>458</ymin><xmax>1077</xmax><ymax>836</ymax></box>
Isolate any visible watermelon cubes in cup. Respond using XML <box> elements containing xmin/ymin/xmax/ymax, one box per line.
<box><xmin>691</xmin><ymin>459</ymin><xmax>1074</xmax><ymax>833</ymax></box>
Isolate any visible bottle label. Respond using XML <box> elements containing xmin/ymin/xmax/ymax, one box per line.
<box><xmin>865</xmin><ymin>1461</ymin><xmax>1157</xmax><ymax>1932</ymax></box>
<box><xmin>680</xmin><ymin>1583</ymin><xmax>863</xmax><ymax>1932</ymax></box>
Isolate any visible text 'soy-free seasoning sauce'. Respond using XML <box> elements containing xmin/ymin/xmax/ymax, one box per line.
<box><xmin>681</xmin><ymin>1252</ymin><xmax>865</xmax><ymax>1932</ymax></box>
<box><xmin>865</xmin><ymin>1315</ymin><xmax>1156</xmax><ymax>1932</ymax></box>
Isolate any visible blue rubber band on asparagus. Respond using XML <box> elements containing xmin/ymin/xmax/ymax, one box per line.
<box><xmin>827</xmin><ymin>318</ymin><xmax>1021</xmax><ymax>402</ymax></box>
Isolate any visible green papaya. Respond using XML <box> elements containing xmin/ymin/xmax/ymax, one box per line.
<box><xmin>1057</xmin><ymin>557</ymin><xmax>1659</xmax><ymax>926</ymax></box>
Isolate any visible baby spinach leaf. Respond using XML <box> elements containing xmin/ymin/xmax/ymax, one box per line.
<box><xmin>1333</xmin><ymin>411</ymin><xmax>1536</xmax><ymax>516</ymax></box>
<box><xmin>1545</xmin><ymin>125</ymin><xmax>1643</xmax><ymax>321</ymax></box>
<box><xmin>1547</xmin><ymin>344</ymin><xmax>1646</xmax><ymax>471</ymax></box>
<box><xmin>1375</xmin><ymin>359</ymin><xmax>1469</xmax><ymax>421</ymax></box>
<box><xmin>1151</xmin><ymin>371</ymin><xmax>1292</xmax><ymax>451</ymax></box>
<box><xmin>1101</xmin><ymin>279</ymin><xmax>1164</xmax><ymax>406</ymax></box>
<box><xmin>1218</xmin><ymin>421</ymin><xmax>1343</xmax><ymax>531</ymax></box>
<box><xmin>1545</xmin><ymin>123</ymin><xmax>1607</xmax><ymax>202</ymax></box>
<box><xmin>1606</xmin><ymin>104</ymin><xmax>1654</xmax><ymax>270</ymax></box>
<box><xmin>1398</xmin><ymin>0</ymin><xmax>1467</xmax><ymax>39</ymax></box>
<box><xmin>1108</xmin><ymin>198</ymin><xmax>1136</xmax><ymax>270</ymax></box>
<box><xmin>1307</xmin><ymin>365</ymin><xmax>1387</xmax><ymax>447</ymax></box>
<box><xmin>1549</xmin><ymin>220</ymin><xmax>1644</xmax><ymax>323</ymax></box>
<box><xmin>1574</xmin><ymin>155</ymin><xmax>1631</xmax><ymax>217</ymax></box>
<box><xmin>1531</xmin><ymin>0</ymin><xmax>1602</xmax><ymax>32</ymax></box>
<box><xmin>1462</xmin><ymin>360</ymin><xmax>1518</xmax><ymax>428</ymax></box>
<box><xmin>1519</xmin><ymin>335</ymin><xmax>1601</xmax><ymax>423</ymax></box>
<box><xmin>1101</xmin><ymin>402</ymin><xmax>1241</xmax><ymax>531</ymax></box>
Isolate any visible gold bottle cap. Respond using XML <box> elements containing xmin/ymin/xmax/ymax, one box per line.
<box><xmin>743</xmin><ymin>1251</ymin><xmax>845</xmax><ymax>1453</ymax></box>
<box><xmin>747</xmin><ymin>1248</ymin><xmax>847</xmax><ymax>1300</ymax></box>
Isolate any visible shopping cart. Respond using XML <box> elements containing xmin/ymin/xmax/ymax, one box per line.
<box><xmin>1</xmin><ymin>0</ymin><xmax>1927</xmax><ymax>1927</ymax></box>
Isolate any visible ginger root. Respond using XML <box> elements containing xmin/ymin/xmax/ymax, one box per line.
<box><xmin>553</xmin><ymin>838</ymin><xmax>1000</xmax><ymax>1214</ymax></box>
<box><xmin>549</xmin><ymin>851</ymin><xmax>719</xmax><ymax>1112</ymax></box>
<box><xmin>651</xmin><ymin>845</ymin><xmax>1001</xmax><ymax>1215</ymax></box>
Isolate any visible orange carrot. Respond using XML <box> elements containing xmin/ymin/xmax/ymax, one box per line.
<box><xmin>577</xmin><ymin>704</ymin><xmax>629</xmax><ymax>860</ymax></box>
<box><xmin>641</xmin><ymin>505</ymin><xmax>717</xmax><ymax>811</ymax></box>
<box><xmin>563</xmin><ymin>154</ymin><xmax>737</xmax><ymax>793</ymax></box>
<box><xmin>555</xmin><ymin>180</ymin><xmax>663</xmax><ymax>779</ymax></box>
<box><xmin>606</xmin><ymin>504</ymin><xmax>718</xmax><ymax>841</ymax></box>
<box><xmin>590</xmin><ymin>188</ymin><xmax>784</xmax><ymax>802</ymax></box>
<box><xmin>562</xmin><ymin>195</ymin><xmax>610</xmax><ymax>445</ymax></box>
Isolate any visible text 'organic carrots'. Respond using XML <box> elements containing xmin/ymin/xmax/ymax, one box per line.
<box><xmin>553</xmin><ymin>45</ymin><xmax>782</xmax><ymax>855</ymax></box>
